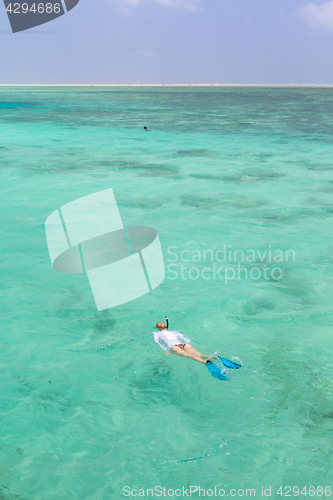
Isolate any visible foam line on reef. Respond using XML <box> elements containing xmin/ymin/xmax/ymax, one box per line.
<box><xmin>1</xmin><ymin>84</ymin><xmax>333</xmax><ymax>87</ymax></box>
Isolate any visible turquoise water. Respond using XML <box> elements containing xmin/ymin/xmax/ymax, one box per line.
<box><xmin>0</xmin><ymin>86</ymin><xmax>333</xmax><ymax>499</ymax></box>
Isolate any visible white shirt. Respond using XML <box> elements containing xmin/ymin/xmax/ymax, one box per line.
<box><xmin>153</xmin><ymin>329</ymin><xmax>191</xmax><ymax>351</ymax></box>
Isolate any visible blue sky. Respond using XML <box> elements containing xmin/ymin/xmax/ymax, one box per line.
<box><xmin>1</xmin><ymin>0</ymin><xmax>333</xmax><ymax>83</ymax></box>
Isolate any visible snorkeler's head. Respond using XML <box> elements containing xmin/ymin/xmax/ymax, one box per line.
<box><xmin>156</xmin><ymin>321</ymin><xmax>166</xmax><ymax>330</ymax></box>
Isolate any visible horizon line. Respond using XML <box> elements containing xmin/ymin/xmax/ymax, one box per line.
<box><xmin>1</xmin><ymin>83</ymin><xmax>333</xmax><ymax>87</ymax></box>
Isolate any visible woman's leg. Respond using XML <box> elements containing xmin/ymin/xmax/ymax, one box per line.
<box><xmin>185</xmin><ymin>345</ymin><xmax>211</xmax><ymax>359</ymax></box>
<box><xmin>172</xmin><ymin>345</ymin><xmax>207</xmax><ymax>364</ymax></box>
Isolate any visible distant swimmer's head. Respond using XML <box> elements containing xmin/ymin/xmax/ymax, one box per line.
<box><xmin>156</xmin><ymin>321</ymin><xmax>166</xmax><ymax>330</ymax></box>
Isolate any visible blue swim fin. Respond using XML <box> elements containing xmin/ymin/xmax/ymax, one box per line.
<box><xmin>218</xmin><ymin>357</ymin><xmax>242</xmax><ymax>369</ymax></box>
<box><xmin>206</xmin><ymin>360</ymin><xmax>228</xmax><ymax>381</ymax></box>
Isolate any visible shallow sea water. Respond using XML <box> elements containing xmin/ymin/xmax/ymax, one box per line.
<box><xmin>0</xmin><ymin>86</ymin><xmax>333</xmax><ymax>499</ymax></box>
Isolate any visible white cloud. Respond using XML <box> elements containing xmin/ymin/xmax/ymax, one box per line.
<box><xmin>150</xmin><ymin>0</ymin><xmax>200</xmax><ymax>10</ymax></box>
<box><xmin>136</xmin><ymin>48</ymin><xmax>155</xmax><ymax>57</ymax></box>
<box><xmin>300</xmin><ymin>0</ymin><xmax>333</xmax><ymax>29</ymax></box>
<box><xmin>105</xmin><ymin>0</ymin><xmax>201</xmax><ymax>12</ymax></box>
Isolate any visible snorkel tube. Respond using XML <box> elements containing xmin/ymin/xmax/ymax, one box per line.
<box><xmin>165</xmin><ymin>316</ymin><xmax>169</xmax><ymax>329</ymax></box>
